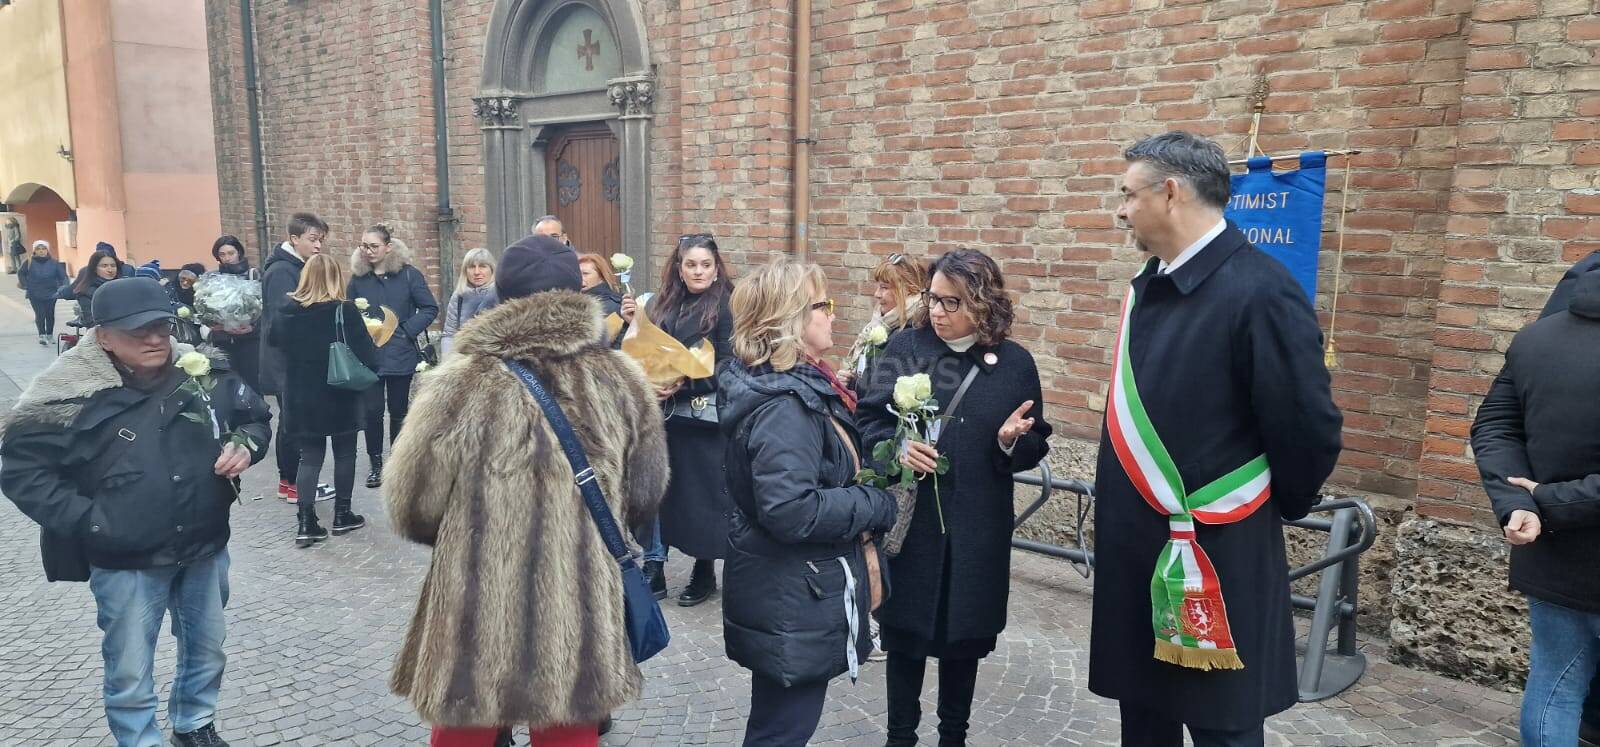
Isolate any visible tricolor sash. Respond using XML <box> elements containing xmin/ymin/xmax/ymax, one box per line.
<box><xmin>1106</xmin><ymin>283</ymin><xmax>1272</xmax><ymax>671</ymax></box>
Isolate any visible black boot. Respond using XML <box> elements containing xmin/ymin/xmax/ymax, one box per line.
<box><xmin>644</xmin><ymin>560</ymin><xmax>667</xmax><ymax>600</ymax></box>
<box><xmin>296</xmin><ymin>510</ymin><xmax>329</xmax><ymax>548</ymax></box>
<box><xmin>886</xmin><ymin>652</ymin><xmax>927</xmax><ymax>747</ymax></box>
<box><xmin>171</xmin><ymin>721</ymin><xmax>230</xmax><ymax>746</ymax></box>
<box><xmin>935</xmin><ymin>657</ymin><xmax>980</xmax><ymax>747</ymax></box>
<box><xmin>366</xmin><ymin>454</ymin><xmax>383</xmax><ymax>489</ymax></box>
<box><xmin>676</xmin><ymin>558</ymin><xmax>717</xmax><ymax>607</ymax></box>
<box><xmin>332</xmin><ymin>503</ymin><xmax>366</xmax><ymax>535</ymax></box>
<box><xmin>599</xmin><ymin>716</ymin><xmax>613</xmax><ymax>735</ymax></box>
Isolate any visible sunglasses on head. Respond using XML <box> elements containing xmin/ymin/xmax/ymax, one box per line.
<box><xmin>678</xmin><ymin>232</ymin><xmax>714</xmax><ymax>246</ymax></box>
<box><xmin>888</xmin><ymin>253</ymin><xmax>907</xmax><ymax>265</ymax></box>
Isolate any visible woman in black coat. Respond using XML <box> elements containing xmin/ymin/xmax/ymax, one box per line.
<box><xmin>858</xmin><ymin>249</ymin><xmax>1052</xmax><ymax>747</ymax></box>
<box><xmin>347</xmin><ymin>223</ymin><xmax>439</xmax><ymax>489</ymax></box>
<box><xmin>206</xmin><ymin>235</ymin><xmax>264</xmax><ymax>394</ymax></box>
<box><xmin>619</xmin><ymin>233</ymin><xmax>734</xmax><ymax>606</ymax></box>
<box><xmin>720</xmin><ymin>261</ymin><xmax>896</xmax><ymax>747</ymax></box>
<box><xmin>63</xmin><ymin>250</ymin><xmax>124</xmax><ymax>326</ymax></box>
<box><xmin>270</xmin><ymin>254</ymin><xmax>378</xmax><ymax>548</ymax></box>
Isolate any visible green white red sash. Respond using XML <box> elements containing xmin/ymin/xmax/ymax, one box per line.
<box><xmin>1106</xmin><ymin>283</ymin><xmax>1272</xmax><ymax>671</ymax></box>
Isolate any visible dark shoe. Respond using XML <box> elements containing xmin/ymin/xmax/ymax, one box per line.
<box><xmin>366</xmin><ymin>455</ymin><xmax>384</xmax><ymax>488</ymax></box>
<box><xmin>676</xmin><ymin>559</ymin><xmax>717</xmax><ymax>607</ymax></box>
<box><xmin>171</xmin><ymin>722</ymin><xmax>230</xmax><ymax>746</ymax></box>
<box><xmin>494</xmin><ymin>727</ymin><xmax>515</xmax><ymax>747</ymax></box>
<box><xmin>1581</xmin><ymin>719</ymin><xmax>1600</xmax><ymax>747</ymax></box>
<box><xmin>296</xmin><ymin>514</ymin><xmax>329</xmax><ymax>548</ymax></box>
<box><xmin>332</xmin><ymin>510</ymin><xmax>366</xmax><ymax>535</ymax></box>
<box><xmin>599</xmin><ymin>716</ymin><xmax>613</xmax><ymax>736</ymax></box>
<box><xmin>644</xmin><ymin>560</ymin><xmax>667</xmax><ymax>600</ymax></box>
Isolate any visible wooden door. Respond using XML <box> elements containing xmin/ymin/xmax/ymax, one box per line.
<box><xmin>545</xmin><ymin>123</ymin><xmax>622</xmax><ymax>257</ymax></box>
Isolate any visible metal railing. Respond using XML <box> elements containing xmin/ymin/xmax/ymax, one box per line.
<box><xmin>1010</xmin><ymin>464</ymin><xmax>1377</xmax><ymax>702</ymax></box>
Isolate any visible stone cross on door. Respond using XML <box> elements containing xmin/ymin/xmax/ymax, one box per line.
<box><xmin>578</xmin><ymin>29</ymin><xmax>601</xmax><ymax>71</ymax></box>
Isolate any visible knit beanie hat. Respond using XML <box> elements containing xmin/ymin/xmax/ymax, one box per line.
<box><xmin>495</xmin><ymin>234</ymin><xmax>582</xmax><ymax>301</ymax></box>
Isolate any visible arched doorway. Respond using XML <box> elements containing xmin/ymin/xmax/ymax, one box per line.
<box><xmin>4</xmin><ymin>183</ymin><xmax>72</xmax><ymax>267</ymax></box>
<box><xmin>478</xmin><ymin>0</ymin><xmax>654</xmax><ymax>284</ymax></box>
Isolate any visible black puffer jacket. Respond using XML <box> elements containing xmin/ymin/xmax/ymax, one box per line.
<box><xmin>348</xmin><ymin>247</ymin><xmax>439</xmax><ymax>376</ymax></box>
<box><xmin>0</xmin><ymin>339</ymin><xmax>272</xmax><ymax>576</ymax></box>
<box><xmin>258</xmin><ymin>244</ymin><xmax>306</xmax><ymax>395</ymax></box>
<box><xmin>718</xmin><ymin>358</ymin><xmax>896</xmax><ymax>687</ymax></box>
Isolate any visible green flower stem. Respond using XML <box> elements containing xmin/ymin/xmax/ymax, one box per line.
<box><xmin>933</xmin><ymin>474</ymin><xmax>946</xmax><ymax>534</ymax></box>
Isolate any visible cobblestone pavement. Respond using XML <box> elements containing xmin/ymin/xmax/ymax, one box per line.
<box><xmin>0</xmin><ymin>282</ymin><xmax>1521</xmax><ymax>746</ymax></box>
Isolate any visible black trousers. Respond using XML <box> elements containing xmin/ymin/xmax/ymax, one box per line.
<box><xmin>363</xmin><ymin>374</ymin><xmax>413</xmax><ymax>458</ymax></box>
<box><xmin>743</xmin><ymin>674</ymin><xmax>829</xmax><ymax>747</ymax></box>
<box><xmin>296</xmin><ymin>432</ymin><xmax>357</xmax><ymax>518</ymax></box>
<box><xmin>272</xmin><ymin>395</ymin><xmax>298</xmax><ymax>482</ymax></box>
<box><xmin>1118</xmin><ymin>702</ymin><xmax>1265</xmax><ymax>747</ymax></box>
<box><xmin>30</xmin><ymin>298</ymin><xmax>55</xmax><ymax>336</ymax></box>
<box><xmin>886</xmin><ymin>653</ymin><xmax>980</xmax><ymax>746</ymax></box>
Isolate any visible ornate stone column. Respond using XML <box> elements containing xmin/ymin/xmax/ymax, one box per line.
<box><xmin>607</xmin><ymin>73</ymin><xmax>655</xmax><ymax>290</ymax></box>
<box><xmin>473</xmin><ymin>95</ymin><xmax>523</xmax><ymax>255</ymax></box>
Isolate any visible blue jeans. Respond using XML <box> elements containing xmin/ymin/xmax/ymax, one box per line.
<box><xmin>89</xmin><ymin>549</ymin><xmax>230</xmax><ymax>747</ymax></box>
<box><xmin>1522</xmin><ymin>596</ymin><xmax>1600</xmax><ymax>747</ymax></box>
<box><xmin>636</xmin><ymin>519</ymin><xmax>667</xmax><ymax>563</ymax></box>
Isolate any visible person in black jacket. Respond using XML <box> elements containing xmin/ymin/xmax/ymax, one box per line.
<box><xmin>63</xmin><ymin>250</ymin><xmax>125</xmax><ymax>326</ymax></box>
<box><xmin>720</xmin><ymin>261</ymin><xmax>897</xmax><ymax>747</ymax></box>
<box><xmin>207</xmin><ymin>235</ymin><xmax>264</xmax><ymax>394</ymax></box>
<box><xmin>619</xmin><ymin>233</ymin><xmax>735</xmax><ymax>606</ymax></box>
<box><xmin>579</xmin><ymin>252</ymin><xmax>625</xmax><ymax>318</ymax></box>
<box><xmin>1472</xmin><ymin>268</ymin><xmax>1600</xmax><ymax>747</ymax></box>
<box><xmin>0</xmin><ymin>278</ymin><xmax>272</xmax><ymax>747</ymax></box>
<box><xmin>259</xmin><ymin>213</ymin><xmax>330</xmax><ymax>504</ymax></box>
<box><xmin>858</xmin><ymin>249</ymin><xmax>1054</xmax><ymax>746</ymax></box>
<box><xmin>347</xmin><ymin>223</ymin><xmax>439</xmax><ymax>489</ymax></box>
<box><xmin>271</xmin><ymin>254</ymin><xmax>379</xmax><ymax>547</ymax></box>
<box><xmin>18</xmin><ymin>240</ymin><xmax>68</xmax><ymax>345</ymax></box>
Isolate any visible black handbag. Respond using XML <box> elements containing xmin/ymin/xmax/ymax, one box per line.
<box><xmin>664</xmin><ymin>390</ymin><xmax>718</xmax><ymax>427</ymax></box>
<box><xmin>505</xmin><ymin>360</ymin><xmax>670</xmax><ymax>663</ymax></box>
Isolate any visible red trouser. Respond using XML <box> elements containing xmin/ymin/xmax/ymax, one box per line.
<box><xmin>429</xmin><ymin>724</ymin><xmax>599</xmax><ymax>747</ymax></box>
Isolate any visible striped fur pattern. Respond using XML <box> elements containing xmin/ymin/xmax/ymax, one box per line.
<box><xmin>385</xmin><ymin>290</ymin><xmax>669</xmax><ymax>728</ymax></box>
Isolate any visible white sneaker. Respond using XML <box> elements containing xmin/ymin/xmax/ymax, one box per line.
<box><xmin>868</xmin><ymin>619</ymin><xmax>887</xmax><ymax>662</ymax></box>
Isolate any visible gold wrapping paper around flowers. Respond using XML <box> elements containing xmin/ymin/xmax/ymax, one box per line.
<box><xmin>611</xmin><ymin>305</ymin><xmax>714</xmax><ymax>387</ymax></box>
<box><xmin>363</xmin><ymin>306</ymin><xmax>400</xmax><ymax>348</ymax></box>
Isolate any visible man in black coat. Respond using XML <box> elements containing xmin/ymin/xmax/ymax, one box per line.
<box><xmin>1472</xmin><ymin>268</ymin><xmax>1600</xmax><ymax>746</ymax></box>
<box><xmin>1088</xmin><ymin>132</ymin><xmax>1343</xmax><ymax>746</ymax></box>
<box><xmin>0</xmin><ymin>278</ymin><xmax>272</xmax><ymax>747</ymax></box>
<box><xmin>258</xmin><ymin>212</ymin><xmax>332</xmax><ymax>503</ymax></box>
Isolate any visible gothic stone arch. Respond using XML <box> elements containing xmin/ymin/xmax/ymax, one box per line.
<box><xmin>478</xmin><ymin>0</ymin><xmax>654</xmax><ymax>284</ymax></box>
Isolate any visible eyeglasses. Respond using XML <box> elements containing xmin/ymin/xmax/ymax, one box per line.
<box><xmin>360</xmin><ymin>242</ymin><xmax>384</xmax><ymax>251</ymax></box>
<box><xmin>811</xmin><ymin>298</ymin><xmax>835</xmax><ymax>315</ymax></box>
<box><xmin>923</xmin><ymin>292</ymin><xmax>964</xmax><ymax>313</ymax></box>
<box><xmin>1118</xmin><ymin>179</ymin><xmax>1168</xmax><ymax>205</ymax></box>
<box><xmin>115</xmin><ymin>321</ymin><xmax>177</xmax><ymax>340</ymax></box>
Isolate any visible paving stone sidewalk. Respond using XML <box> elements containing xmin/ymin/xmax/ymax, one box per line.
<box><xmin>0</xmin><ymin>281</ymin><xmax>1521</xmax><ymax>746</ymax></box>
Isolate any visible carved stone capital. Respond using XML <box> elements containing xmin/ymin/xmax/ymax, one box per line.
<box><xmin>606</xmin><ymin>74</ymin><xmax>655</xmax><ymax>119</ymax></box>
<box><xmin>471</xmin><ymin>96</ymin><xmax>521</xmax><ymax>127</ymax></box>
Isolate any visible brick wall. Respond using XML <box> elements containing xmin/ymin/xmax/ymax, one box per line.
<box><xmin>1418</xmin><ymin>0</ymin><xmax>1600</xmax><ymax>524</ymax></box>
<box><xmin>205</xmin><ymin>0</ymin><xmax>1600</xmax><ymax>518</ymax></box>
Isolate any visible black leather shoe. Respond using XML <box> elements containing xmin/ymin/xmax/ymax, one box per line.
<box><xmin>366</xmin><ymin>455</ymin><xmax>384</xmax><ymax>488</ymax></box>
<box><xmin>644</xmin><ymin>560</ymin><xmax>667</xmax><ymax>600</ymax></box>
<box><xmin>332</xmin><ymin>510</ymin><xmax>366</xmax><ymax>535</ymax></box>
<box><xmin>171</xmin><ymin>722</ymin><xmax>230</xmax><ymax>746</ymax></box>
<box><xmin>677</xmin><ymin>560</ymin><xmax>717</xmax><ymax>607</ymax></box>
<box><xmin>296</xmin><ymin>514</ymin><xmax>329</xmax><ymax>548</ymax></box>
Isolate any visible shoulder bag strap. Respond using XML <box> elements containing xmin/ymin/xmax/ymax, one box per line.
<box><xmin>504</xmin><ymin>360</ymin><xmax>631</xmax><ymax>562</ymax></box>
<box><xmin>334</xmin><ymin>303</ymin><xmax>347</xmax><ymax>344</ymax></box>
<box><xmin>934</xmin><ymin>363</ymin><xmax>982</xmax><ymax>448</ymax></box>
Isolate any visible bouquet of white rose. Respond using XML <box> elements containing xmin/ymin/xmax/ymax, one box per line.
<box><xmin>856</xmin><ymin>373</ymin><xmax>951</xmax><ymax>545</ymax></box>
<box><xmin>192</xmin><ymin>272</ymin><xmax>263</xmax><ymax>334</ymax></box>
<box><xmin>611</xmin><ymin>253</ymin><xmax>636</xmax><ymax>296</ymax></box>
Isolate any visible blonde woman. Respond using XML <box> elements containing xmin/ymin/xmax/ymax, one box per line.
<box><xmin>842</xmin><ymin>253</ymin><xmax>929</xmax><ymax>393</ymax></box>
<box><xmin>718</xmin><ymin>260</ymin><xmax>896</xmax><ymax>746</ymax></box>
<box><xmin>442</xmin><ymin>248</ymin><xmax>497</xmax><ymax>355</ymax></box>
<box><xmin>270</xmin><ymin>254</ymin><xmax>378</xmax><ymax>547</ymax></box>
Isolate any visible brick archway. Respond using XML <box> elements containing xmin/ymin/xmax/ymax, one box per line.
<box><xmin>477</xmin><ymin>0</ymin><xmax>654</xmax><ymax>285</ymax></box>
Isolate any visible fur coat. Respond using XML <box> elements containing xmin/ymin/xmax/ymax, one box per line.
<box><xmin>385</xmin><ymin>289</ymin><xmax>670</xmax><ymax>729</ymax></box>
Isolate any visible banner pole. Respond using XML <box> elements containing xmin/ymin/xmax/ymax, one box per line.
<box><xmin>1324</xmin><ymin>160</ymin><xmax>1354</xmax><ymax>370</ymax></box>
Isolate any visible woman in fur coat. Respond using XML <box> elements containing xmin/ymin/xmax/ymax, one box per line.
<box><xmin>385</xmin><ymin>235</ymin><xmax>670</xmax><ymax>747</ymax></box>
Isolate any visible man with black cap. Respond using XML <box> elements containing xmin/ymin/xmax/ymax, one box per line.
<box><xmin>1</xmin><ymin>277</ymin><xmax>272</xmax><ymax>747</ymax></box>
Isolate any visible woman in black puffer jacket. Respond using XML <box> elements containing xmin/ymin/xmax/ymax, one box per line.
<box><xmin>719</xmin><ymin>260</ymin><xmax>896</xmax><ymax>747</ymax></box>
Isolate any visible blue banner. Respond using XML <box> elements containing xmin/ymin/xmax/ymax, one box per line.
<box><xmin>1225</xmin><ymin>152</ymin><xmax>1327</xmax><ymax>301</ymax></box>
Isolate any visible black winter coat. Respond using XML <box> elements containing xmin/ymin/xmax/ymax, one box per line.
<box><xmin>584</xmin><ymin>283</ymin><xmax>624</xmax><ymax>319</ymax></box>
<box><xmin>66</xmin><ymin>275</ymin><xmax>111</xmax><ymax>326</ymax></box>
<box><xmin>269</xmin><ymin>300</ymin><xmax>379</xmax><ymax>438</ymax></box>
<box><xmin>857</xmin><ymin>326</ymin><xmax>1053</xmax><ymax>649</ymax></box>
<box><xmin>1539</xmin><ymin>250</ymin><xmax>1600</xmax><ymax>319</ymax></box>
<box><xmin>719</xmin><ymin>359</ymin><xmax>897</xmax><ymax>687</ymax></box>
<box><xmin>1472</xmin><ymin>270</ymin><xmax>1600</xmax><ymax>614</ymax></box>
<box><xmin>0</xmin><ymin>340</ymin><xmax>272</xmax><ymax>575</ymax></box>
<box><xmin>258</xmin><ymin>245</ymin><xmax>307</xmax><ymax>395</ymax></box>
<box><xmin>654</xmin><ymin>292</ymin><xmax>737</xmax><ymax>558</ymax></box>
<box><xmin>1087</xmin><ymin>226</ymin><xmax>1343</xmax><ymax>731</ymax></box>
<box><xmin>18</xmin><ymin>256</ymin><xmax>67</xmax><ymax>301</ymax></box>
<box><xmin>348</xmin><ymin>252</ymin><xmax>439</xmax><ymax>376</ymax></box>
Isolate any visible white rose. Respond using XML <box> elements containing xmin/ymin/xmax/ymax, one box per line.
<box><xmin>353</xmin><ymin>297</ymin><xmax>370</xmax><ymax>311</ymax></box>
<box><xmin>176</xmin><ymin>351</ymin><xmax>211</xmax><ymax>378</ymax></box>
<box><xmin>910</xmin><ymin>373</ymin><xmax>933</xmax><ymax>403</ymax></box>
<box><xmin>610</xmin><ymin>253</ymin><xmax>635</xmax><ymax>273</ymax></box>
<box><xmin>893</xmin><ymin>375</ymin><xmax>921</xmax><ymax>412</ymax></box>
<box><xmin>866</xmin><ymin>324</ymin><xmax>888</xmax><ymax>346</ymax></box>
<box><xmin>415</xmin><ymin>361</ymin><xmax>431</xmax><ymax>373</ymax></box>
<box><xmin>177</xmin><ymin>306</ymin><xmax>193</xmax><ymax>319</ymax></box>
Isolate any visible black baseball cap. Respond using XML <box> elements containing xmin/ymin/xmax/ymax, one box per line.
<box><xmin>92</xmin><ymin>278</ymin><xmax>177</xmax><ymax>330</ymax></box>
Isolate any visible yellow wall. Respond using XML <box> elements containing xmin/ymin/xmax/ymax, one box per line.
<box><xmin>0</xmin><ymin>0</ymin><xmax>76</xmax><ymax>207</ymax></box>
